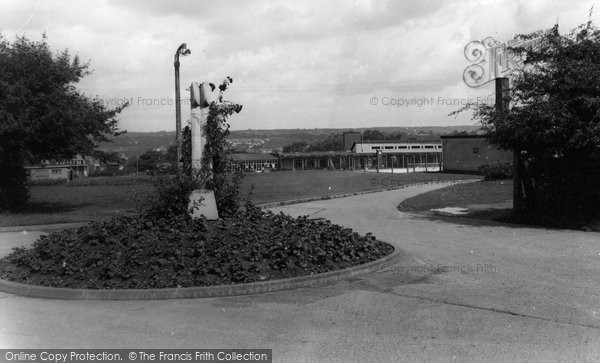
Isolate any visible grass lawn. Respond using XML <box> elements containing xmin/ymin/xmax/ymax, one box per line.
<box><xmin>398</xmin><ymin>179</ymin><xmax>513</xmax><ymax>212</ymax></box>
<box><xmin>399</xmin><ymin>179</ymin><xmax>600</xmax><ymax>231</ymax></box>
<box><xmin>0</xmin><ymin>171</ymin><xmax>479</xmax><ymax>227</ymax></box>
<box><xmin>0</xmin><ymin>184</ymin><xmax>156</xmax><ymax>227</ymax></box>
<box><xmin>241</xmin><ymin>171</ymin><xmax>480</xmax><ymax>204</ymax></box>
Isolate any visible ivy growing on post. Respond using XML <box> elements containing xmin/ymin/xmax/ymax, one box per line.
<box><xmin>181</xmin><ymin>77</ymin><xmax>244</xmax><ymax>217</ymax></box>
<box><xmin>202</xmin><ymin>77</ymin><xmax>243</xmax><ymax>173</ymax></box>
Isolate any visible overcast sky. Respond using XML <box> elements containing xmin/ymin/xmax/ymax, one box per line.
<box><xmin>2</xmin><ymin>0</ymin><xmax>599</xmax><ymax>132</ymax></box>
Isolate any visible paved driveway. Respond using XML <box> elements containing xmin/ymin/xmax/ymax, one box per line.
<box><xmin>1</xmin><ymin>183</ymin><xmax>599</xmax><ymax>361</ymax></box>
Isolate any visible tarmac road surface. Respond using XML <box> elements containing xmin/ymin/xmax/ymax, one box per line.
<box><xmin>1</xmin><ymin>183</ymin><xmax>599</xmax><ymax>361</ymax></box>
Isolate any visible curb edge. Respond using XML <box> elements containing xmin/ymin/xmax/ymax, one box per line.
<box><xmin>0</xmin><ymin>246</ymin><xmax>401</xmax><ymax>300</ymax></box>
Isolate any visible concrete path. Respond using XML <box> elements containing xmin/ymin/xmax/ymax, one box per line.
<box><xmin>1</xmin><ymin>183</ymin><xmax>599</xmax><ymax>361</ymax></box>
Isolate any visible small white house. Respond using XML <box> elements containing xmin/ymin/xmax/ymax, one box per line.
<box><xmin>25</xmin><ymin>155</ymin><xmax>89</xmax><ymax>181</ymax></box>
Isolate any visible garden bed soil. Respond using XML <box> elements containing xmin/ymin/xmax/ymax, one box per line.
<box><xmin>0</xmin><ymin>207</ymin><xmax>393</xmax><ymax>289</ymax></box>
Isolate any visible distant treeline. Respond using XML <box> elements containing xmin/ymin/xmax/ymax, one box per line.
<box><xmin>281</xmin><ymin>129</ymin><xmax>477</xmax><ymax>152</ymax></box>
<box><xmin>98</xmin><ymin>126</ymin><xmax>480</xmax><ymax>157</ymax></box>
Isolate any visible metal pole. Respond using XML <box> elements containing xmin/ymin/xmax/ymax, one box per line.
<box><xmin>174</xmin><ymin>43</ymin><xmax>190</xmax><ymax>177</ymax></box>
<box><xmin>174</xmin><ymin>55</ymin><xmax>181</xmax><ymax>176</ymax></box>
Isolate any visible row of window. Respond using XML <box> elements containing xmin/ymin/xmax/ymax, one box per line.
<box><xmin>370</xmin><ymin>145</ymin><xmax>442</xmax><ymax>150</ymax></box>
<box><xmin>56</xmin><ymin>160</ymin><xmax>85</xmax><ymax>165</ymax></box>
<box><xmin>31</xmin><ymin>169</ymin><xmax>65</xmax><ymax>177</ymax></box>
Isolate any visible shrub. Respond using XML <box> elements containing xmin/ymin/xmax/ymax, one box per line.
<box><xmin>207</xmin><ymin>168</ymin><xmax>245</xmax><ymax>217</ymax></box>
<box><xmin>0</xmin><ymin>203</ymin><xmax>393</xmax><ymax>289</ymax></box>
<box><xmin>520</xmin><ymin>158</ymin><xmax>600</xmax><ymax>228</ymax></box>
<box><xmin>180</xmin><ymin>77</ymin><xmax>245</xmax><ymax>216</ymax></box>
<box><xmin>88</xmin><ymin>170</ymin><xmax>128</xmax><ymax>177</ymax></box>
<box><xmin>478</xmin><ymin>162</ymin><xmax>513</xmax><ymax>180</ymax></box>
<box><xmin>0</xmin><ymin>164</ymin><xmax>29</xmax><ymax>211</ymax></box>
<box><xmin>460</xmin><ymin>21</ymin><xmax>600</xmax><ymax>227</ymax></box>
<box><xmin>28</xmin><ymin>178</ymin><xmax>67</xmax><ymax>186</ymax></box>
<box><xmin>67</xmin><ymin>176</ymin><xmax>152</xmax><ymax>187</ymax></box>
<box><xmin>141</xmin><ymin>170</ymin><xmax>208</xmax><ymax>220</ymax></box>
<box><xmin>0</xmin><ymin>144</ymin><xmax>30</xmax><ymax>211</ymax></box>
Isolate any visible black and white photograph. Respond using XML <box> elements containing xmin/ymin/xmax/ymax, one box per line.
<box><xmin>1</xmin><ymin>0</ymin><xmax>599</xmax><ymax>361</ymax></box>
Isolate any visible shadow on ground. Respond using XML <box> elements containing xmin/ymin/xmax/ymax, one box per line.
<box><xmin>402</xmin><ymin>209</ymin><xmax>551</xmax><ymax>230</ymax></box>
<box><xmin>210</xmin><ymin>254</ymin><xmax>447</xmax><ymax>307</ymax></box>
<box><xmin>402</xmin><ymin>209</ymin><xmax>600</xmax><ymax>234</ymax></box>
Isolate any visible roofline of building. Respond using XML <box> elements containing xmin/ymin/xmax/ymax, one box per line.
<box><xmin>226</xmin><ymin>153</ymin><xmax>279</xmax><ymax>161</ymax></box>
<box><xmin>440</xmin><ymin>134</ymin><xmax>489</xmax><ymax>139</ymax></box>
<box><xmin>24</xmin><ymin>165</ymin><xmax>88</xmax><ymax>169</ymax></box>
<box><xmin>352</xmin><ymin>140</ymin><xmax>441</xmax><ymax>144</ymax></box>
<box><xmin>279</xmin><ymin>151</ymin><xmax>350</xmax><ymax>158</ymax></box>
<box><xmin>350</xmin><ymin>140</ymin><xmax>442</xmax><ymax>151</ymax></box>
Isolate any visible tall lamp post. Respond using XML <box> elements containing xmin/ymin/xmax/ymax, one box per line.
<box><xmin>174</xmin><ymin>43</ymin><xmax>191</xmax><ymax>176</ymax></box>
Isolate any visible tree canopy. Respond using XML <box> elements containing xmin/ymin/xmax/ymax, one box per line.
<box><xmin>0</xmin><ymin>34</ymin><xmax>127</xmax><ymax>209</ymax></box>
<box><xmin>281</xmin><ymin>129</ymin><xmax>410</xmax><ymax>153</ymax></box>
<box><xmin>464</xmin><ymin>19</ymin><xmax>600</xmax><ymax>226</ymax></box>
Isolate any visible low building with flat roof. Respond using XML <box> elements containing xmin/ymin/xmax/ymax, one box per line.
<box><xmin>226</xmin><ymin>153</ymin><xmax>278</xmax><ymax>171</ymax></box>
<box><xmin>278</xmin><ymin>140</ymin><xmax>443</xmax><ymax>172</ymax></box>
<box><xmin>25</xmin><ymin>154</ymin><xmax>89</xmax><ymax>181</ymax></box>
<box><xmin>350</xmin><ymin>140</ymin><xmax>442</xmax><ymax>172</ymax></box>
<box><xmin>279</xmin><ymin>151</ymin><xmax>352</xmax><ymax>171</ymax></box>
<box><xmin>440</xmin><ymin>135</ymin><xmax>512</xmax><ymax>173</ymax></box>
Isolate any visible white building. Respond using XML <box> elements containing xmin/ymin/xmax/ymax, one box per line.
<box><xmin>25</xmin><ymin>154</ymin><xmax>89</xmax><ymax>181</ymax></box>
<box><xmin>351</xmin><ymin>141</ymin><xmax>442</xmax><ymax>154</ymax></box>
<box><xmin>350</xmin><ymin>140</ymin><xmax>443</xmax><ymax>172</ymax></box>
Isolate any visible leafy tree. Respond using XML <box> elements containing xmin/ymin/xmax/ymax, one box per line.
<box><xmin>282</xmin><ymin>133</ymin><xmax>343</xmax><ymax>153</ymax></box>
<box><xmin>91</xmin><ymin>150</ymin><xmax>123</xmax><ymax>164</ymax></box>
<box><xmin>282</xmin><ymin>141</ymin><xmax>309</xmax><ymax>152</ymax></box>
<box><xmin>461</xmin><ymin>20</ymin><xmax>600</xmax><ymax>226</ymax></box>
<box><xmin>387</xmin><ymin>131</ymin><xmax>407</xmax><ymax>140</ymax></box>
<box><xmin>165</xmin><ymin>143</ymin><xmax>178</xmax><ymax>167</ymax></box>
<box><xmin>0</xmin><ymin>34</ymin><xmax>126</xmax><ymax>210</ymax></box>
<box><xmin>449</xmin><ymin>130</ymin><xmax>471</xmax><ymax>136</ymax></box>
<box><xmin>136</xmin><ymin>150</ymin><xmax>164</xmax><ymax>173</ymax></box>
<box><xmin>232</xmin><ymin>143</ymin><xmax>250</xmax><ymax>153</ymax></box>
<box><xmin>309</xmin><ymin>133</ymin><xmax>344</xmax><ymax>151</ymax></box>
<box><xmin>180</xmin><ymin>124</ymin><xmax>192</xmax><ymax>176</ymax></box>
<box><xmin>362</xmin><ymin>129</ymin><xmax>385</xmax><ymax>141</ymax></box>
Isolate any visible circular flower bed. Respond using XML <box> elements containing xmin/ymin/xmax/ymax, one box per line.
<box><xmin>0</xmin><ymin>206</ymin><xmax>393</xmax><ymax>289</ymax></box>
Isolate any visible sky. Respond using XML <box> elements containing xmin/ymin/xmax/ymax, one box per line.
<box><xmin>2</xmin><ymin>0</ymin><xmax>599</xmax><ymax>132</ymax></box>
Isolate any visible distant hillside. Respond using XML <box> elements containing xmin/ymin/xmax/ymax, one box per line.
<box><xmin>97</xmin><ymin>131</ymin><xmax>175</xmax><ymax>157</ymax></box>
<box><xmin>98</xmin><ymin>125</ymin><xmax>481</xmax><ymax>159</ymax></box>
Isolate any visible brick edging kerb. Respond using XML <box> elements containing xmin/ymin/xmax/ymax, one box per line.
<box><xmin>0</xmin><ymin>246</ymin><xmax>401</xmax><ymax>300</ymax></box>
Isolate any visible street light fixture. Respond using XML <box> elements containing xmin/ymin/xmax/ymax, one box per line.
<box><xmin>174</xmin><ymin>43</ymin><xmax>191</xmax><ymax>176</ymax></box>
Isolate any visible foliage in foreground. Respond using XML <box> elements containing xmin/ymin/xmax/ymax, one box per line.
<box><xmin>0</xmin><ymin>165</ymin><xmax>392</xmax><ymax>288</ymax></box>
<box><xmin>457</xmin><ymin>19</ymin><xmax>600</xmax><ymax>227</ymax></box>
<box><xmin>0</xmin><ymin>34</ymin><xmax>126</xmax><ymax>211</ymax></box>
<box><xmin>0</xmin><ymin>205</ymin><xmax>392</xmax><ymax>289</ymax></box>
<box><xmin>478</xmin><ymin>163</ymin><xmax>513</xmax><ymax>180</ymax></box>
<box><xmin>193</xmin><ymin>77</ymin><xmax>245</xmax><ymax>217</ymax></box>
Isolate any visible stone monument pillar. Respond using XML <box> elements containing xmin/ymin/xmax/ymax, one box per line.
<box><xmin>189</xmin><ymin>82</ymin><xmax>219</xmax><ymax>220</ymax></box>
